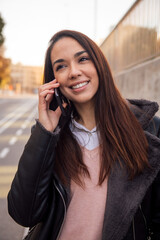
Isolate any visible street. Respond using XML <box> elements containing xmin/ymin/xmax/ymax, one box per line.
<box><xmin>0</xmin><ymin>95</ymin><xmax>38</xmax><ymax>240</ymax></box>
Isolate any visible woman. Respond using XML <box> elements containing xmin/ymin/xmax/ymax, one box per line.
<box><xmin>8</xmin><ymin>30</ymin><xmax>160</xmax><ymax>240</ymax></box>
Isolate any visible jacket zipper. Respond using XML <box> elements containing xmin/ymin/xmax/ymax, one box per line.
<box><xmin>132</xmin><ymin>218</ymin><xmax>136</xmax><ymax>240</ymax></box>
<box><xmin>139</xmin><ymin>205</ymin><xmax>147</xmax><ymax>230</ymax></box>
<box><xmin>54</xmin><ymin>181</ymin><xmax>67</xmax><ymax>240</ymax></box>
<box><xmin>139</xmin><ymin>205</ymin><xmax>151</xmax><ymax>240</ymax></box>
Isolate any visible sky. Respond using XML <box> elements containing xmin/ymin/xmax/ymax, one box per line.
<box><xmin>0</xmin><ymin>0</ymin><xmax>135</xmax><ymax>66</ymax></box>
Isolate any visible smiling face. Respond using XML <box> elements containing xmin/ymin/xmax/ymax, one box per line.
<box><xmin>50</xmin><ymin>37</ymin><xmax>99</xmax><ymax>108</ymax></box>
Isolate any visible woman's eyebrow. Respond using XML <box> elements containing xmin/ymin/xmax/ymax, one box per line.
<box><xmin>52</xmin><ymin>50</ymin><xmax>87</xmax><ymax>67</ymax></box>
<box><xmin>52</xmin><ymin>59</ymin><xmax>64</xmax><ymax>67</ymax></box>
<box><xmin>74</xmin><ymin>50</ymin><xmax>87</xmax><ymax>58</ymax></box>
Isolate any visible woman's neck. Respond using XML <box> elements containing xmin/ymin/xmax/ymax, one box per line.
<box><xmin>74</xmin><ymin>102</ymin><xmax>96</xmax><ymax>131</ymax></box>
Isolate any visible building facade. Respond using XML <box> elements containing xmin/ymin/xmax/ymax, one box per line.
<box><xmin>11</xmin><ymin>63</ymin><xmax>43</xmax><ymax>94</ymax></box>
<box><xmin>100</xmin><ymin>0</ymin><xmax>160</xmax><ymax>114</ymax></box>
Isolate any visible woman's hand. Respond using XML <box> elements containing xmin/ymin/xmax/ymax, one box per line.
<box><xmin>38</xmin><ymin>79</ymin><xmax>62</xmax><ymax>132</ymax></box>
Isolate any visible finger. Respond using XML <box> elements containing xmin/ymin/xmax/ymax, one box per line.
<box><xmin>39</xmin><ymin>83</ymin><xmax>59</xmax><ymax>94</ymax></box>
<box><xmin>45</xmin><ymin>92</ymin><xmax>53</xmax><ymax>102</ymax></box>
<box><xmin>39</xmin><ymin>89</ymin><xmax>54</xmax><ymax>98</ymax></box>
<box><xmin>39</xmin><ymin>89</ymin><xmax>54</xmax><ymax>105</ymax></box>
<box><xmin>45</xmin><ymin>92</ymin><xmax>54</xmax><ymax>109</ymax></box>
<box><xmin>43</xmin><ymin>79</ymin><xmax>57</xmax><ymax>86</ymax></box>
<box><xmin>42</xmin><ymin>79</ymin><xmax>59</xmax><ymax>88</ymax></box>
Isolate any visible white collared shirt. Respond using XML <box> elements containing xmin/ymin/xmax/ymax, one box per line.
<box><xmin>69</xmin><ymin>119</ymin><xmax>99</xmax><ymax>150</ymax></box>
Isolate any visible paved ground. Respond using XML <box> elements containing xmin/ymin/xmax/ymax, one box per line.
<box><xmin>0</xmin><ymin>94</ymin><xmax>38</xmax><ymax>240</ymax></box>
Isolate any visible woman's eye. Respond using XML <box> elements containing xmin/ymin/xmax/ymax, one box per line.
<box><xmin>79</xmin><ymin>56</ymin><xmax>90</xmax><ymax>62</ymax></box>
<box><xmin>56</xmin><ymin>64</ymin><xmax>65</xmax><ymax>71</ymax></box>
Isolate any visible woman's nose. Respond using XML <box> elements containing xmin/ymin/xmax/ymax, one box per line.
<box><xmin>69</xmin><ymin>63</ymin><xmax>81</xmax><ymax>79</ymax></box>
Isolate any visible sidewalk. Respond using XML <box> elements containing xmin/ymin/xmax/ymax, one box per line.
<box><xmin>0</xmin><ymin>90</ymin><xmax>38</xmax><ymax>99</ymax></box>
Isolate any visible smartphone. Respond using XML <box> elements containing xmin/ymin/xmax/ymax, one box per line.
<box><xmin>50</xmin><ymin>88</ymin><xmax>66</xmax><ymax>116</ymax></box>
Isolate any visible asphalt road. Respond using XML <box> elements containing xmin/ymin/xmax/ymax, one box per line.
<box><xmin>0</xmin><ymin>95</ymin><xmax>38</xmax><ymax>240</ymax></box>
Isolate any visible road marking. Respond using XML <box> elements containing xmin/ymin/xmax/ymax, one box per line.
<box><xmin>0</xmin><ymin>102</ymin><xmax>32</xmax><ymax>126</ymax></box>
<box><xmin>0</xmin><ymin>166</ymin><xmax>17</xmax><ymax>173</ymax></box>
<box><xmin>0</xmin><ymin>106</ymin><xmax>37</xmax><ymax>160</ymax></box>
<box><xmin>0</xmin><ymin>135</ymin><xmax>31</xmax><ymax>143</ymax></box>
<box><xmin>0</xmin><ymin>165</ymin><xmax>17</xmax><ymax>198</ymax></box>
<box><xmin>21</xmin><ymin>124</ymin><xmax>27</xmax><ymax>129</ymax></box>
<box><xmin>9</xmin><ymin>137</ymin><xmax>17</xmax><ymax>145</ymax></box>
<box><xmin>0</xmin><ymin>148</ymin><xmax>10</xmax><ymax>158</ymax></box>
<box><xmin>16</xmin><ymin>129</ymin><xmax>23</xmax><ymax>136</ymax></box>
<box><xmin>0</xmin><ymin>114</ymin><xmax>23</xmax><ymax>134</ymax></box>
<box><xmin>0</xmin><ymin>109</ymin><xmax>37</xmax><ymax>152</ymax></box>
<box><xmin>0</xmin><ymin>102</ymin><xmax>37</xmax><ymax>134</ymax></box>
<box><xmin>0</xmin><ymin>175</ymin><xmax>14</xmax><ymax>184</ymax></box>
<box><xmin>0</xmin><ymin>186</ymin><xmax>11</xmax><ymax>198</ymax></box>
<box><xmin>21</xmin><ymin>108</ymin><xmax>37</xmax><ymax>129</ymax></box>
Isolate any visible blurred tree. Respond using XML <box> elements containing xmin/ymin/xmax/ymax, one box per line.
<box><xmin>0</xmin><ymin>13</ymin><xmax>5</xmax><ymax>46</ymax></box>
<box><xmin>0</xmin><ymin>56</ymin><xmax>11</xmax><ymax>88</ymax></box>
<box><xmin>0</xmin><ymin>13</ymin><xmax>11</xmax><ymax>90</ymax></box>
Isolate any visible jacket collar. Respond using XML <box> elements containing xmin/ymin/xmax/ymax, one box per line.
<box><xmin>127</xmin><ymin>99</ymin><xmax>159</xmax><ymax>129</ymax></box>
<box><xmin>102</xmin><ymin>99</ymin><xmax>160</xmax><ymax>240</ymax></box>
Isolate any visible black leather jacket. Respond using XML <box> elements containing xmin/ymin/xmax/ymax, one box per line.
<box><xmin>8</xmin><ymin>100</ymin><xmax>160</xmax><ymax>240</ymax></box>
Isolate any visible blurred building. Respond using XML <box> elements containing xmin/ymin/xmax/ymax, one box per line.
<box><xmin>11</xmin><ymin>63</ymin><xmax>43</xmax><ymax>94</ymax></box>
<box><xmin>100</xmin><ymin>0</ymin><xmax>160</xmax><ymax>109</ymax></box>
<box><xmin>0</xmin><ymin>45</ymin><xmax>11</xmax><ymax>90</ymax></box>
<box><xmin>0</xmin><ymin>43</ymin><xmax>43</xmax><ymax>94</ymax></box>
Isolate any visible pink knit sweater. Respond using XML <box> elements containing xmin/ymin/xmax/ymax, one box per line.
<box><xmin>58</xmin><ymin>146</ymin><xmax>108</xmax><ymax>240</ymax></box>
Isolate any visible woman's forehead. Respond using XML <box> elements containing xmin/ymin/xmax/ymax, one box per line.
<box><xmin>51</xmin><ymin>37</ymin><xmax>86</xmax><ymax>60</ymax></box>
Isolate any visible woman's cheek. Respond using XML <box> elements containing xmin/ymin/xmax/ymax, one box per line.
<box><xmin>59</xmin><ymin>85</ymin><xmax>67</xmax><ymax>94</ymax></box>
<box><xmin>56</xmin><ymin>73</ymin><xmax>65</xmax><ymax>85</ymax></box>
<box><xmin>59</xmin><ymin>86</ymin><xmax>71</xmax><ymax>100</ymax></box>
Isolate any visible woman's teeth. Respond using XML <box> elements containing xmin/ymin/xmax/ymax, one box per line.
<box><xmin>72</xmin><ymin>81</ymin><xmax>88</xmax><ymax>89</ymax></box>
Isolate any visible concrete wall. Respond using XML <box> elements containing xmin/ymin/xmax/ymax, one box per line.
<box><xmin>114</xmin><ymin>56</ymin><xmax>160</xmax><ymax>116</ymax></box>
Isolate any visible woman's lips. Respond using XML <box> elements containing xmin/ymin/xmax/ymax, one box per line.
<box><xmin>71</xmin><ymin>81</ymin><xmax>89</xmax><ymax>89</ymax></box>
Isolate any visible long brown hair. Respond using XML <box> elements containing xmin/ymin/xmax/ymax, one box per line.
<box><xmin>43</xmin><ymin>30</ymin><xmax>149</xmax><ymax>186</ymax></box>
